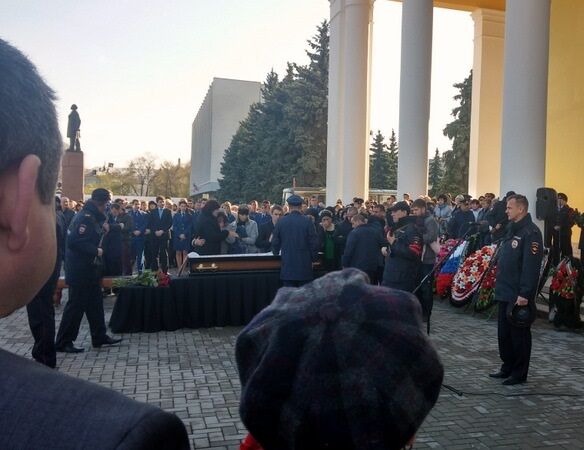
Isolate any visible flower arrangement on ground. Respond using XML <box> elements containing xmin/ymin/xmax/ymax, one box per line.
<box><xmin>550</xmin><ymin>258</ymin><xmax>579</xmax><ymax>300</ymax></box>
<box><xmin>451</xmin><ymin>244</ymin><xmax>497</xmax><ymax>304</ymax></box>
<box><xmin>474</xmin><ymin>264</ymin><xmax>497</xmax><ymax>311</ymax></box>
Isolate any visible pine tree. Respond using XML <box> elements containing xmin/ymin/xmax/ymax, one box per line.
<box><xmin>440</xmin><ymin>71</ymin><xmax>472</xmax><ymax>196</ymax></box>
<box><xmin>387</xmin><ymin>129</ymin><xmax>398</xmax><ymax>190</ymax></box>
<box><xmin>428</xmin><ymin>148</ymin><xmax>443</xmax><ymax>197</ymax></box>
<box><xmin>369</xmin><ymin>130</ymin><xmax>390</xmax><ymax>188</ymax></box>
<box><xmin>218</xmin><ymin>21</ymin><xmax>330</xmax><ymax>203</ymax></box>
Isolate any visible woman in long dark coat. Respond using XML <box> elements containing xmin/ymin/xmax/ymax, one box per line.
<box><xmin>192</xmin><ymin>200</ymin><xmax>235</xmax><ymax>255</ymax></box>
<box><xmin>172</xmin><ymin>199</ymin><xmax>194</xmax><ymax>269</ymax></box>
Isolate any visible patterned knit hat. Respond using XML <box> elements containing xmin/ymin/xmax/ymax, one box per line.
<box><xmin>236</xmin><ymin>269</ymin><xmax>444</xmax><ymax>450</ymax></box>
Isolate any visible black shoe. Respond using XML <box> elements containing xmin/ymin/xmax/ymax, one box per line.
<box><xmin>56</xmin><ymin>344</ymin><xmax>85</xmax><ymax>353</ymax></box>
<box><xmin>489</xmin><ymin>371</ymin><xmax>511</xmax><ymax>379</ymax></box>
<box><xmin>502</xmin><ymin>377</ymin><xmax>527</xmax><ymax>386</ymax></box>
<box><xmin>93</xmin><ymin>336</ymin><xmax>122</xmax><ymax>348</ymax></box>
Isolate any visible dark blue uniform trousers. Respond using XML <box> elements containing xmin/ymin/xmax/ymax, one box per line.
<box><xmin>26</xmin><ymin>266</ymin><xmax>60</xmax><ymax>368</ymax></box>
<box><xmin>497</xmin><ymin>301</ymin><xmax>532</xmax><ymax>380</ymax></box>
<box><xmin>56</xmin><ymin>284</ymin><xmax>107</xmax><ymax>347</ymax></box>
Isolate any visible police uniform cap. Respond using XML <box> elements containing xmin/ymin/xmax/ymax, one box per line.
<box><xmin>287</xmin><ymin>195</ymin><xmax>303</xmax><ymax>206</ymax></box>
<box><xmin>91</xmin><ymin>188</ymin><xmax>111</xmax><ymax>202</ymax></box>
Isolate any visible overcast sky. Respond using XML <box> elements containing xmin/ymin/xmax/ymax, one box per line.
<box><xmin>1</xmin><ymin>0</ymin><xmax>473</xmax><ymax>168</ymax></box>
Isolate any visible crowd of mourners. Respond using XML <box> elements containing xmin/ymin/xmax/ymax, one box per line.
<box><xmin>60</xmin><ymin>190</ymin><xmax>582</xmax><ymax>285</ymax></box>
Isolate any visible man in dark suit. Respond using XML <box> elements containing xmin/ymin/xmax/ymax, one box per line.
<box><xmin>256</xmin><ymin>204</ymin><xmax>284</xmax><ymax>253</ymax></box>
<box><xmin>0</xmin><ymin>38</ymin><xmax>190</xmax><ymax>449</ymax></box>
<box><xmin>272</xmin><ymin>195</ymin><xmax>319</xmax><ymax>287</ymax></box>
<box><xmin>545</xmin><ymin>192</ymin><xmax>575</xmax><ymax>265</ymax></box>
<box><xmin>147</xmin><ymin>195</ymin><xmax>173</xmax><ymax>273</ymax></box>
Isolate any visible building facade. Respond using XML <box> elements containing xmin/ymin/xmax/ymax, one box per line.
<box><xmin>326</xmin><ymin>0</ymin><xmax>584</xmax><ymax>228</ymax></box>
<box><xmin>190</xmin><ymin>78</ymin><xmax>261</xmax><ymax>195</ymax></box>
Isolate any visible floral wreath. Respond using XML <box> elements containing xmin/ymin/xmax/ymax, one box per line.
<box><xmin>550</xmin><ymin>258</ymin><xmax>579</xmax><ymax>300</ymax></box>
<box><xmin>474</xmin><ymin>264</ymin><xmax>497</xmax><ymax>312</ymax></box>
<box><xmin>451</xmin><ymin>244</ymin><xmax>497</xmax><ymax>305</ymax></box>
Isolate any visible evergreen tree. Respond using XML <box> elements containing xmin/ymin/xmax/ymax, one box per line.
<box><xmin>387</xmin><ymin>129</ymin><xmax>398</xmax><ymax>190</ymax></box>
<box><xmin>428</xmin><ymin>148</ymin><xmax>443</xmax><ymax>197</ymax></box>
<box><xmin>218</xmin><ymin>21</ymin><xmax>330</xmax><ymax>203</ymax></box>
<box><xmin>369</xmin><ymin>130</ymin><xmax>390</xmax><ymax>189</ymax></box>
<box><xmin>440</xmin><ymin>71</ymin><xmax>472</xmax><ymax>196</ymax></box>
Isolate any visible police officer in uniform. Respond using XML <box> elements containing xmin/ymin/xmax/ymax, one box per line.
<box><xmin>55</xmin><ymin>188</ymin><xmax>122</xmax><ymax>353</ymax></box>
<box><xmin>382</xmin><ymin>201</ymin><xmax>423</xmax><ymax>292</ymax></box>
<box><xmin>490</xmin><ymin>194</ymin><xmax>543</xmax><ymax>385</ymax></box>
<box><xmin>272</xmin><ymin>195</ymin><xmax>319</xmax><ymax>287</ymax></box>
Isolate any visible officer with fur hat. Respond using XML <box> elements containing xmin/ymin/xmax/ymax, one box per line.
<box><xmin>272</xmin><ymin>195</ymin><xmax>319</xmax><ymax>286</ymax></box>
<box><xmin>236</xmin><ymin>269</ymin><xmax>444</xmax><ymax>450</ymax></box>
<box><xmin>55</xmin><ymin>188</ymin><xmax>122</xmax><ymax>352</ymax></box>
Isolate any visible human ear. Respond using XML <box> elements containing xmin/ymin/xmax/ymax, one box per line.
<box><xmin>6</xmin><ymin>155</ymin><xmax>42</xmax><ymax>252</ymax></box>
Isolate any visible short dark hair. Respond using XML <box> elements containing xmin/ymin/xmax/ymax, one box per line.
<box><xmin>202</xmin><ymin>199</ymin><xmax>221</xmax><ymax>216</ymax></box>
<box><xmin>110</xmin><ymin>203</ymin><xmax>121</xmax><ymax>211</ymax></box>
<box><xmin>411</xmin><ymin>199</ymin><xmax>427</xmax><ymax>209</ymax></box>
<box><xmin>156</xmin><ymin>196</ymin><xmax>164</xmax><ymax>202</ymax></box>
<box><xmin>437</xmin><ymin>194</ymin><xmax>448</xmax><ymax>202</ymax></box>
<box><xmin>238</xmin><ymin>206</ymin><xmax>250</xmax><ymax>215</ymax></box>
<box><xmin>557</xmin><ymin>192</ymin><xmax>568</xmax><ymax>202</ymax></box>
<box><xmin>470</xmin><ymin>199</ymin><xmax>480</xmax><ymax>206</ymax></box>
<box><xmin>508</xmin><ymin>194</ymin><xmax>529</xmax><ymax>210</ymax></box>
<box><xmin>271</xmin><ymin>205</ymin><xmax>283</xmax><ymax>213</ymax></box>
<box><xmin>0</xmin><ymin>39</ymin><xmax>62</xmax><ymax>204</ymax></box>
<box><xmin>375</xmin><ymin>204</ymin><xmax>386</xmax><ymax>212</ymax></box>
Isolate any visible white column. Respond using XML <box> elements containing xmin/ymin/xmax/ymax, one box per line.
<box><xmin>397</xmin><ymin>0</ymin><xmax>433</xmax><ymax>199</ymax></box>
<box><xmin>499</xmin><ymin>0</ymin><xmax>550</xmax><ymax>215</ymax></box>
<box><xmin>339</xmin><ymin>0</ymin><xmax>373</xmax><ymax>204</ymax></box>
<box><xmin>326</xmin><ymin>0</ymin><xmax>345</xmax><ymax>205</ymax></box>
<box><xmin>468</xmin><ymin>9</ymin><xmax>504</xmax><ymax>198</ymax></box>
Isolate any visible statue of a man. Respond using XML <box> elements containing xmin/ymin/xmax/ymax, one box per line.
<box><xmin>67</xmin><ymin>104</ymin><xmax>81</xmax><ymax>152</ymax></box>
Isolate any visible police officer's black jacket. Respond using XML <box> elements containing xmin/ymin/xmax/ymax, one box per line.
<box><xmin>65</xmin><ymin>200</ymin><xmax>106</xmax><ymax>286</ymax></box>
<box><xmin>495</xmin><ymin>213</ymin><xmax>543</xmax><ymax>303</ymax></box>
<box><xmin>382</xmin><ymin>216</ymin><xmax>423</xmax><ymax>291</ymax></box>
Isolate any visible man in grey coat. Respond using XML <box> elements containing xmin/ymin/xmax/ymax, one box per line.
<box><xmin>272</xmin><ymin>195</ymin><xmax>320</xmax><ymax>287</ymax></box>
<box><xmin>412</xmin><ymin>198</ymin><xmax>439</xmax><ymax>323</ymax></box>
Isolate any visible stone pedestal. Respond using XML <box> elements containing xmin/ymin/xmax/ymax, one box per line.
<box><xmin>61</xmin><ymin>151</ymin><xmax>84</xmax><ymax>201</ymax></box>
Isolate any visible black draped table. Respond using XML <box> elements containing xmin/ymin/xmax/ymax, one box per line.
<box><xmin>109</xmin><ymin>272</ymin><xmax>282</xmax><ymax>333</ymax></box>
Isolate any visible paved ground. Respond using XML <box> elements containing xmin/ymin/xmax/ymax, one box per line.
<box><xmin>1</xmin><ymin>293</ymin><xmax>584</xmax><ymax>449</ymax></box>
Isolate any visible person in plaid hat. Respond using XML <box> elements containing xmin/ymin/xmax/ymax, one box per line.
<box><xmin>236</xmin><ymin>269</ymin><xmax>444</xmax><ymax>450</ymax></box>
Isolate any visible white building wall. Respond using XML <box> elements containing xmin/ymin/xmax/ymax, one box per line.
<box><xmin>190</xmin><ymin>78</ymin><xmax>261</xmax><ymax>195</ymax></box>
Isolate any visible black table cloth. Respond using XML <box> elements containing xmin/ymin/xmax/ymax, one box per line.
<box><xmin>109</xmin><ymin>271</ymin><xmax>282</xmax><ymax>333</ymax></box>
<box><xmin>109</xmin><ymin>286</ymin><xmax>179</xmax><ymax>333</ymax></box>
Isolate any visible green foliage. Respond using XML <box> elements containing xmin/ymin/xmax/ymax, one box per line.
<box><xmin>428</xmin><ymin>148</ymin><xmax>443</xmax><ymax>197</ymax></box>
<box><xmin>112</xmin><ymin>270</ymin><xmax>158</xmax><ymax>287</ymax></box>
<box><xmin>369</xmin><ymin>130</ymin><xmax>389</xmax><ymax>189</ymax></box>
<box><xmin>387</xmin><ymin>129</ymin><xmax>398</xmax><ymax>190</ymax></box>
<box><xmin>218</xmin><ymin>21</ymin><xmax>329</xmax><ymax>203</ymax></box>
<box><xmin>435</xmin><ymin>71</ymin><xmax>472</xmax><ymax>197</ymax></box>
